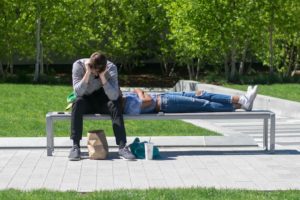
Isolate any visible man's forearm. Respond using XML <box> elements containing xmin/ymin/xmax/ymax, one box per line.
<box><xmin>82</xmin><ymin>70</ymin><xmax>91</xmax><ymax>84</ymax></box>
<box><xmin>99</xmin><ymin>70</ymin><xmax>108</xmax><ymax>85</ymax></box>
<box><xmin>100</xmin><ymin>69</ymin><xmax>119</xmax><ymax>100</ymax></box>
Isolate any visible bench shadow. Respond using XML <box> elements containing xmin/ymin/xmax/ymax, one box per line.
<box><xmin>157</xmin><ymin>149</ymin><xmax>300</xmax><ymax>160</ymax></box>
<box><xmin>79</xmin><ymin>149</ymin><xmax>300</xmax><ymax>161</ymax></box>
<box><xmin>80</xmin><ymin>152</ymin><xmax>139</xmax><ymax>161</ymax></box>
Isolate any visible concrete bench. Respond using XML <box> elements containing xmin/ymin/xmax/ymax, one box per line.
<box><xmin>46</xmin><ymin>111</ymin><xmax>276</xmax><ymax>156</ymax></box>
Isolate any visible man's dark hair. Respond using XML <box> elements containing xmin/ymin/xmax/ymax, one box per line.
<box><xmin>89</xmin><ymin>51</ymin><xmax>107</xmax><ymax>72</ymax></box>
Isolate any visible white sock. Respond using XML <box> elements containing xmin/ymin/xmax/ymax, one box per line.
<box><xmin>238</xmin><ymin>95</ymin><xmax>248</xmax><ymax>105</ymax></box>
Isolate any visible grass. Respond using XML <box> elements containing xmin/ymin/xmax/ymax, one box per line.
<box><xmin>0</xmin><ymin>188</ymin><xmax>300</xmax><ymax>200</ymax></box>
<box><xmin>2</xmin><ymin>83</ymin><xmax>298</xmax><ymax>137</ymax></box>
<box><xmin>0</xmin><ymin>84</ymin><xmax>218</xmax><ymax>137</ymax></box>
<box><xmin>224</xmin><ymin>83</ymin><xmax>300</xmax><ymax>103</ymax></box>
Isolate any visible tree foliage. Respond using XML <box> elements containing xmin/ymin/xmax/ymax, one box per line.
<box><xmin>0</xmin><ymin>0</ymin><xmax>299</xmax><ymax>81</ymax></box>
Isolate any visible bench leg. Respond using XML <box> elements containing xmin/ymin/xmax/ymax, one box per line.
<box><xmin>46</xmin><ymin>116</ymin><xmax>54</xmax><ymax>156</ymax></box>
<box><xmin>270</xmin><ymin>113</ymin><xmax>276</xmax><ymax>152</ymax></box>
<box><xmin>263</xmin><ymin>118</ymin><xmax>268</xmax><ymax>151</ymax></box>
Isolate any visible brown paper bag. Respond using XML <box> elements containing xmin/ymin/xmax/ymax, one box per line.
<box><xmin>87</xmin><ymin>130</ymin><xmax>109</xmax><ymax>160</ymax></box>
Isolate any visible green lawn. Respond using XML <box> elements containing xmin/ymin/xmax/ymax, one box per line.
<box><xmin>224</xmin><ymin>83</ymin><xmax>300</xmax><ymax>103</ymax></box>
<box><xmin>1</xmin><ymin>188</ymin><xmax>300</xmax><ymax>200</ymax></box>
<box><xmin>2</xmin><ymin>83</ymin><xmax>298</xmax><ymax>137</ymax></box>
<box><xmin>0</xmin><ymin>84</ymin><xmax>218</xmax><ymax>137</ymax></box>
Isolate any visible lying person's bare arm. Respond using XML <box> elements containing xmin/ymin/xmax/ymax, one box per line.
<box><xmin>133</xmin><ymin>88</ymin><xmax>153</xmax><ymax>108</ymax></box>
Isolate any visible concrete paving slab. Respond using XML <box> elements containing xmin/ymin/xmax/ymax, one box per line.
<box><xmin>204</xmin><ymin>136</ymin><xmax>257</xmax><ymax>146</ymax></box>
<box><xmin>0</xmin><ymin>146</ymin><xmax>299</xmax><ymax>191</ymax></box>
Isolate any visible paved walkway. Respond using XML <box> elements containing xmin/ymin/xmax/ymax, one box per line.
<box><xmin>185</xmin><ymin>116</ymin><xmax>300</xmax><ymax>151</ymax></box>
<box><xmin>0</xmin><ymin>82</ymin><xmax>300</xmax><ymax>192</ymax></box>
<box><xmin>0</xmin><ymin>146</ymin><xmax>299</xmax><ymax>191</ymax></box>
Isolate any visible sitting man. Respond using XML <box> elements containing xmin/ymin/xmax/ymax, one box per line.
<box><xmin>69</xmin><ymin>51</ymin><xmax>135</xmax><ymax>161</ymax></box>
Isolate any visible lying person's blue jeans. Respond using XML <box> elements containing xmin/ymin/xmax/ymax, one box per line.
<box><xmin>160</xmin><ymin>91</ymin><xmax>234</xmax><ymax>113</ymax></box>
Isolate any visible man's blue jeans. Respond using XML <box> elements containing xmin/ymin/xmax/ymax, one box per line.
<box><xmin>160</xmin><ymin>91</ymin><xmax>235</xmax><ymax>113</ymax></box>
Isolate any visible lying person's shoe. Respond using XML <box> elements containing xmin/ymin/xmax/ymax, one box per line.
<box><xmin>247</xmin><ymin>85</ymin><xmax>251</xmax><ymax>93</ymax></box>
<box><xmin>119</xmin><ymin>146</ymin><xmax>136</xmax><ymax>160</ymax></box>
<box><xmin>246</xmin><ymin>85</ymin><xmax>256</xmax><ymax>110</ymax></box>
<box><xmin>248</xmin><ymin>85</ymin><xmax>257</xmax><ymax>110</ymax></box>
<box><xmin>68</xmin><ymin>145</ymin><xmax>81</xmax><ymax>161</ymax></box>
<box><xmin>242</xmin><ymin>85</ymin><xmax>258</xmax><ymax>111</ymax></box>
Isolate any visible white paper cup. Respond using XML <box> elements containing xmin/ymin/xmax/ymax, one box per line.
<box><xmin>144</xmin><ymin>142</ymin><xmax>154</xmax><ymax>160</ymax></box>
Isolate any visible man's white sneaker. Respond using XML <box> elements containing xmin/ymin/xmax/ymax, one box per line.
<box><xmin>68</xmin><ymin>145</ymin><xmax>81</xmax><ymax>161</ymax></box>
<box><xmin>242</xmin><ymin>85</ymin><xmax>258</xmax><ymax>111</ymax></box>
<box><xmin>119</xmin><ymin>146</ymin><xmax>136</xmax><ymax>160</ymax></box>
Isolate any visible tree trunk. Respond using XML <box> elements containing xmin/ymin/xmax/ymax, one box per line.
<box><xmin>187</xmin><ymin>64</ymin><xmax>192</xmax><ymax>80</ymax></box>
<box><xmin>9</xmin><ymin>63</ymin><xmax>13</xmax><ymax>74</ymax></box>
<box><xmin>290</xmin><ymin>48</ymin><xmax>299</xmax><ymax>77</ymax></box>
<box><xmin>168</xmin><ymin>63</ymin><xmax>176</xmax><ymax>77</ymax></box>
<box><xmin>8</xmin><ymin>55</ymin><xmax>13</xmax><ymax>74</ymax></box>
<box><xmin>268</xmin><ymin>12</ymin><xmax>274</xmax><ymax>75</ymax></box>
<box><xmin>281</xmin><ymin>43</ymin><xmax>288</xmax><ymax>70</ymax></box>
<box><xmin>191</xmin><ymin>63</ymin><xmax>195</xmax><ymax>78</ymax></box>
<box><xmin>160</xmin><ymin>57</ymin><xmax>169</xmax><ymax>76</ymax></box>
<box><xmin>124</xmin><ymin>62</ymin><xmax>132</xmax><ymax>73</ymax></box>
<box><xmin>0</xmin><ymin>61</ymin><xmax>4</xmax><ymax>78</ymax></box>
<box><xmin>224</xmin><ymin>54</ymin><xmax>229</xmax><ymax>80</ymax></box>
<box><xmin>6</xmin><ymin>49</ymin><xmax>14</xmax><ymax>74</ymax></box>
<box><xmin>286</xmin><ymin>45</ymin><xmax>295</xmax><ymax>77</ymax></box>
<box><xmin>195</xmin><ymin>58</ymin><xmax>201</xmax><ymax>80</ymax></box>
<box><xmin>164</xmin><ymin>62</ymin><xmax>168</xmax><ymax>76</ymax></box>
<box><xmin>119</xmin><ymin>63</ymin><xmax>123</xmax><ymax>72</ymax></box>
<box><xmin>248</xmin><ymin>56</ymin><xmax>253</xmax><ymax>73</ymax></box>
<box><xmin>294</xmin><ymin>49</ymin><xmax>299</xmax><ymax>71</ymax></box>
<box><xmin>164</xmin><ymin>57</ymin><xmax>169</xmax><ymax>75</ymax></box>
<box><xmin>230</xmin><ymin>46</ymin><xmax>236</xmax><ymax>80</ymax></box>
<box><xmin>40</xmin><ymin>41</ymin><xmax>44</xmax><ymax>75</ymax></box>
<box><xmin>159</xmin><ymin>61</ymin><xmax>164</xmax><ymax>75</ymax></box>
<box><xmin>239</xmin><ymin>44</ymin><xmax>247</xmax><ymax>76</ymax></box>
<box><xmin>34</xmin><ymin>16</ymin><xmax>41</xmax><ymax>82</ymax></box>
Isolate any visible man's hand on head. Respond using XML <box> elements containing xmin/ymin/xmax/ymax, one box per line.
<box><xmin>84</xmin><ymin>60</ymin><xmax>93</xmax><ymax>74</ymax></box>
<box><xmin>81</xmin><ymin>59</ymin><xmax>94</xmax><ymax>84</ymax></box>
<box><xmin>99</xmin><ymin>69</ymin><xmax>109</xmax><ymax>85</ymax></box>
<box><xmin>85</xmin><ymin>60</ymin><xmax>102</xmax><ymax>76</ymax></box>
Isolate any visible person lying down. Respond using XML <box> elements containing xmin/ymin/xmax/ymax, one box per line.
<box><xmin>122</xmin><ymin>86</ymin><xmax>258</xmax><ymax>115</ymax></box>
